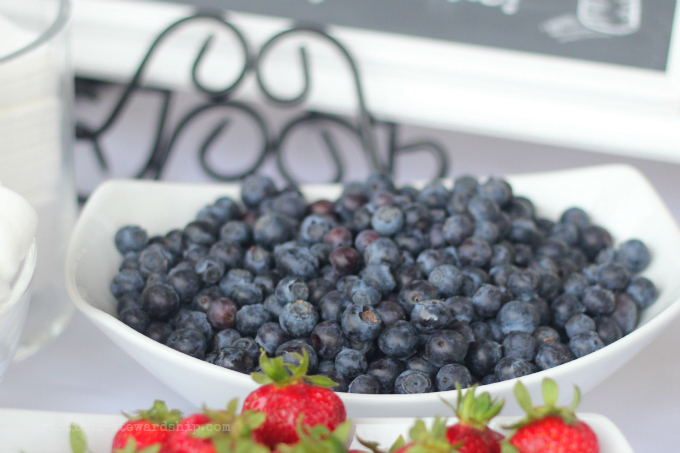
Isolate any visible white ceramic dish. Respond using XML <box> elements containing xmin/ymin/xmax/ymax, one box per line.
<box><xmin>66</xmin><ymin>164</ymin><xmax>680</xmax><ymax>417</ymax></box>
<box><xmin>0</xmin><ymin>240</ymin><xmax>36</xmax><ymax>380</ymax></box>
<box><xmin>0</xmin><ymin>408</ymin><xmax>633</xmax><ymax>453</ymax></box>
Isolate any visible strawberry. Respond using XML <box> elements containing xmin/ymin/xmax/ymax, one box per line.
<box><xmin>443</xmin><ymin>385</ymin><xmax>504</xmax><ymax>453</ymax></box>
<box><xmin>360</xmin><ymin>417</ymin><xmax>460</xmax><ymax>453</ymax></box>
<box><xmin>111</xmin><ymin>400</ymin><xmax>182</xmax><ymax>453</ymax></box>
<box><xmin>243</xmin><ymin>349</ymin><xmax>346</xmax><ymax>449</ymax></box>
<box><xmin>502</xmin><ymin>379</ymin><xmax>599</xmax><ymax>453</ymax></box>
<box><xmin>164</xmin><ymin>399</ymin><xmax>269</xmax><ymax>453</ymax></box>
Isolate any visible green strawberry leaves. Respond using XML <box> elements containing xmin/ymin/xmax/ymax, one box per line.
<box><xmin>70</xmin><ymin>424</ymin><xmax>90</xmax><ymax>453</ymax></box>
<box><xmin>276</xmin><ymin>420</ymin><xmax>353</xmax><ymax>453</ymax></box>
<box><xmin>251</xmin><ymin>349</ymin><xmax>338</xmax><ymax>388</ymax></box>
<box><xmin>441</xmin><ymin>384</ymin><xmax>504</xmax><ymax>431</ymax></box>
<box><xmin>506</xmin><ymin>378</ymin><xmax>581</xmax><ymax>430</ymax></box>
<box><xmin>124</xmin><ymin>399</ymin><xmax>183</xmax><ymax>430</ymax></box>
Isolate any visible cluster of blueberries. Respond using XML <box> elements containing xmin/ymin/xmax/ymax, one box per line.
<box><xmin>112</xmin><ymin>173</ymin><xmax>657</xmax><ymax>394</ymax></box>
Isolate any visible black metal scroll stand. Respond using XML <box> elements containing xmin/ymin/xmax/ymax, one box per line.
<box><xmin>75</xmin><ymin>14</ymin><xmax>450</xmax><ymax>201</ymax></box>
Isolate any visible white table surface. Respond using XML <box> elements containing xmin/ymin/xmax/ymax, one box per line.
<box><xmin>1</xmin><ymin>85</ymin><xmax>679</xmax><ymax>452</ymax></box>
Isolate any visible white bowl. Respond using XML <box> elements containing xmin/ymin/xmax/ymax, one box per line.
<box><xmin>0</xmin><ymin>408</ymin><xmax>633</xmax><ymax>453</ymax></box>
<box><xmin>66</xmin><ymin>164</ymin><xmax>680</xmax><ymax>417</ymax></box>
<box><xmin>0</xmin><ymin>240</ymin><xmax>36</xmax><ymax>379</ymax></box>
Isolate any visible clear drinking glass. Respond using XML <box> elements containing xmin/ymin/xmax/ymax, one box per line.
<box><xmin>0</xmin><ymin>0</ymin><xmax>77</xmax><ymax>360</ymax></box>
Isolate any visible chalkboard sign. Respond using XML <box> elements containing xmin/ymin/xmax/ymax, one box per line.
<box><xmin>165</xmin><ymin>0</ymin><xmax>676</xmax><ymax>71</ymax></box>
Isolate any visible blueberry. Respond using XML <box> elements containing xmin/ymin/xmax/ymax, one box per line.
<box><xmin>208</xmin><ymin>241</ymin><xmax>243</xmax><ymax>270</ymax></box>
<box><xmin>206</xmin><ymin>297</ymin><xmax>238</xmax><ymax>329</ymax></box>
<box><xmin>236</xmin><ymin>304</ymin><xmax>272</xmax><ymax>336</ymax></box>
<box><xmin>348</xmin><ymin>374</ymin><xmax>381</xmax><ymax>394</ymax></box>
<box><xmin>428</xmin><ymin>265</ymin><xmax>463</xmax><ymax>297</ymax></box>
<box><xmin>425</xmin><ymin>329</ymin><xmax>468</xmax><ymax>367</ymax></box>
<box><xmin>212</xmin><ymin>328</ymin><xmax>242</xmax><ymax>351</ymax></box>
<box><xmin>626</xmin><ymin>276</ymin><xmax>658</xmax><ymax>308</ymax></box>
<box><xmin>255</xmin><ymin>322</ymin><xmax>290</xmax><ymax>355</ymax></box>
<box><xmin>534</xmin><ymin>270</ymin><xmax>560</xmax><ymax>301</ymax></box>
<box><xmin>276</xmin><ymin>276</ymin><xmax>309</xmax><ymax>305</ymax></box>
<box><xmin>310</xmin><ymin>321</ymin><xmax>347</xmax><ymax>359</ymax></box>
<box><xmin>481</xmin><ymin>374</ymin><xmax>499</xmax><ymax>385</ymax></box>
<box><xmin>459</xmin><ymin>267</ymin><xmax>490</xmax><ymax>297</ymax></box>
<box><xmin>616</xmin><ymin>239</ymin><xmax>651</xmax><ymax>273</ymax></box>
<box><xmin>497</xmin><ymin>301</ymin><xmax>540</xmax><ymax>335</ymax></box>
<box><xmin>394</xmin><ymin>370</ymin><xmax>434</xmax><ymax>394</ymax></box>
<box><xmin>321</xmin><ymin>371</ymin><xmax>349</xmax><ymax>393</ymax></box>
<box><xmin>335</xmin><ymin>347</ymin><xmax>368</xmax><ymax>379</ymax></box>
<box><xmin>329</xmin><ymin>246</ymin><xmax>362</xmax><ymax>275</ymax></box>
<box><xmin>471</xmin><ymin>284</ymin><xmax>504</xmax><ymax>318</ymax></box>
<box><xmin>569</xmin><ymin>331</ymin><xmax>604</xmax><ymax>358</ymax></box>
<box><xmin>225</xmin><ymin>281</ymin><xmax>263</xmax><ymax>307</ymax></box>
<box><xmin>486</xmin><ymin>319</ymin><xmax>505</xmax><ymax>343</ymax></box>
<box><xmin>219</xmin><ymin>221</ymin><xmax>252</xmax><ymax>246</ymax></box>
<box><xmin>378</xmin><ymin>320</ymin><xmax>418</xmax><ymax>359</ymax></box>
<box><xmin>115</xmin><ymin>226</ymin><xmax>148</xmax><ymax>254</ymax></box>
<box><xmin>336</xmin><ymin>275</ymin><xmax>362</xmax><ymax>294</ymax></box>
<box><xmin>267</xmin><ymin>190</ymin><xmax>308</xmax><ymax>220</ymax></box>
<box><xmin>453</xmin><ymin>175</ymin><xmax>479</xmax><ymax>196</ymax></box>
<box><xmin>490</xmin><ymin>244</ymin><xmax>515</xmax><ymax>268</ymax></box>
<box><xmin>341</xmin><ymin>304</ymin><xmax>383</xmax><ymax>342</ymax></box>
<box><xmin>582</xmin><ymin>285</ymin><xmax>616</xmax><ymax>315</ymax></box>
<box><xmin>596</xmin><ymin>262</ymin><xmax>630</xmax><ymax>291</ymax></box>
<box><xmin>398</xmin><ymin>280</ymin><xmax>439</xmax><ymax>315</ymax></box>
<box><xmin>563</xmin><ymin>273</ymin><xmax>590</xmax><ymax>298</ymax></box>
<box><xmin>172</xmin><ymin>310</ymin><xmax>212</xmax><ymax>340</ymax></box>
<box><xmin>318</xmin><ymin>359</ymin><xmax>336</xmax><ymax>374</ymax></box>
<box><xmin>526</xmin><ymin>296</ymin><xmax>551</xmax><ymax>326</ymax></box>
<box><xmin>279</xmin><ymin>300</ymin><xmax>319</xmax><ymax>338</ymax></box>
<box><xmin>402</xmin><ymin>203</ymin><xmax>431</xmax><ymax>231</ymax></box>
<box><xmin>348</xmin><ymin>280</ymin><xmax>380</xmax><ymax>306</ymax></box>
<box><xmin>478</xmin><ymin>178</ymin><xmax>512</xmax><ymax>207</ymax></box>
<box><xmin>144</xmin><ymin>321</ymin><xmax>173</xmax><ymax>343</ymax></box>
<box><xmin>374</xmin><ymin>300</ymin><xmax>406</xmax><ymax>327</ymax></box>
<box><xmin>253</xmin><ymin>271</ymin><xmax>278</xmax><ymax>297</ymax></box>
<box><xmin>354</xmin><ymin>229</ymin><xmax>380</xmax><ymax>254</ymax></box>
<box><xmin>561</xmin><ymin>207</ymin><xmax>590</xmax><ymax>226</ymax></box>
<box><xmin>533</xmin><ymin>326</ymin><xmax>560</xmax><ymax>344</ymax></box>
<box><xmin>594</xmin><ymin>316</ymin><xmax>622</xmax><ymax>345</ymax></box>
<box><xmin>502</xmin><ymin>332</ymin><xmax>538</xmax><ymax>361</ymax></box>
<box><xmin>254</xmin><ymin>214</ymin><xmax>296</xmax><ymax>249</ymax></box>
<box><xmin>363</xmin><ymin>173</ymin><xmax>397</xmax><ymax>196</ymax></box>
<box><xmin>443</xmin><ymin>215</ymin><xmax>474</xmax><ymax>246</ymax></box>
<box><xmin>580</xmin><ymin>225</ymin><xmax>612</xmax><ymax>260</ymax></box>
<box><xmin>183</xmin><ymin>244</ymin><xmax>209</xmax><ymax>264</ymax></box>
<box><xmin>473</xmin><ymin>221</ymin><xmax>500</xmax><ymax>244</ymax></box>
<box><xmin>371</xmin><ymin>205</ymin><xmax>404</xmax><ymax>236</ymax></box>
<box><xmin>551</xmin><ymin>293</ymin><xmax>586</xmax><ymax>328</ymax></box>
<box><xmin>436</xmin><ymin>364</ymin><xmax>473</xmax><ymax>391</ymax></box>
<box><xmin>495</xmin><ymin>356</ymin><xmax>533</xmax><ymax>381</ymax></box>
<box><xmin>276</xmin><ymin>246</ymin><xmax>319</xmax><ymax>280</ymax></box>
<box><xmin>367</xmin><ymin>357</ymin><xmax>404</xmax><ymax>393</ymax></box>
<box><xmin>428</xmin><ymin>223</ymin><xmax>447</xmax><ymax>249</ymax></box>
<box><xmin>507</xmin><ymin>269</ymin><xmax>541</xmax><ymax>301</ymax></box>
<box><xmin>119</xmin><ymin>306</ymin><xmax>150</xmax><ymax>333</ymax></box>
<box><xmin>444</xmin><ymin>296</ymin><xmax>476</xmax><ymax>323</ymax></box>
<box><xmin>364</xmin><ymin>237</ymin><xmax>401</xmax><ymax>270</ymax></box>
<box><xmin>535</xmin><ymin>239</ymin><xmax>568</xmax><ymax>261</ymax></box>
<box><xmin>535</xmin><ymin>342</ymin><xmax>575</xmax><ymax>370</ymax></box>
<box><xmin>141</xmin><ymin>284</ymin><xmax>180</xmax><ymax>321</ymax></box>
<box><xmin>565</xmin><ymin>313</ymin><xmax>596</xmax><ymax>339</ymax></box>
<box><xmin>165</xmin><ymin>328</ymin><xmax>207</xmax><ymax>359</ymax></box>
<box><xmin>319</xmin><ymin>290</ymin><xmax>353</xmax><ymax>323</ymax></box>
<box><xmin>241</xmin><ymin>175</ymin><xmax>278</xmax><ymax>208</ymax></box>
<box><xmin>194</xmin><ymin>256</ymin><xmax>226</xmax><ymax>285</ymax></box>
<box><xmin>449</xmin><ymin>320</ymin><xmax>475</xmax><ymax>345</ymax></box>
<box><xmin>111</xmin><ymin>269</ymin><xmax>145</xmax><ymax>298</ymax></box>
<box><xmin>167</xmin><ymin>269</ymin><xmax>202</xmax><ymax>303</ymax></box>
<box><xmin>551</xmin><ymin>222</ymin><xmax>580</xmax><ymax>246</ymax></box>
<box><xmin>244</xmin><ymin>246</ymin><xmax>272</xmax><ymax>274</ymax></box>
<box><xmin>306</xmin><ymin>278</ymin><xmax>334</xmax><ymax>305</ymax></box>
<box><xmin>417</xmin><ymin>180</ymin><xmax>449</xmax><ymax>209</ymax></box>
<box><xmin>465</xmin><ymin>339</ymin><xmax>503</xmax><ymax>376</ymax></box>
<box><xmin>300</xmin><ymin>215</ymin><xmax>334</xmax><ymax>245</ymax></box>
<box><xmin>361</xmin><ymin>265</ymin><xmax>396</xmax><ymax>296</ymax></box>
<box><xmin>411</xmin><ymin>300</ymin><xmax>452</xmax><ymax>333</ymax></box>
<box><xmin>470</xmin><ymin>321</ymin><xmax>491</xmax><ymax>341</ymax></box>
<box><xmin>347</xmin><ymin>338</ymin><xmax>376</xmax><ymax>358</ymax></box>
<box><xmin>611</xmin><ymin>293</ymin><xmax>638</xmax><ymax>335</ymax></box>
<box><xmin>394</xmin><ymin>263</ymin><xmax>424</xmax><ymax>289</ymax></box>
<box><xmin>183</xmin><ymin>221</ymin><xmax>216</xmax><ymax>247</ymax></box>
<box><xmin>214</xmin><ymin>346</ymin><xmax>254</xmax><ymax>373</ymax></box>
<box><xmin>276</xmin><ymin>339</ymin><xmax>319</xmax><ymax>373</ymax></box>
<box><xmin>405</xmin><ymin>355</ymin><xmax>439</xmax><ymax>380</ymax></box>
<box><xmin>513</xmin><ymin>244</ymin><xmax>534</xmax><ymax>267</ymax></box>
<box><xmin>232</xmin><ymin>337</ymin><xmax>261</xmax><ymax>363</ymax></box>
<box><xmin>119</xmin><ymin>252</ymin><xmax>141</xmax><ymax>271</ymax></box>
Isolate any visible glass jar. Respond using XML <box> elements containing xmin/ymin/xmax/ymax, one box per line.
<box><xmin>0</xmin><ymin>0</ymin><xmax>77</xmax><ymax>360</ymax></box>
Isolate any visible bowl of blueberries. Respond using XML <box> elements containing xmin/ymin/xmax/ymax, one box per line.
<box><xmin>65</xmin><ymin>164</ymin><xmax>680</xmax><ymax>417</ymax></box>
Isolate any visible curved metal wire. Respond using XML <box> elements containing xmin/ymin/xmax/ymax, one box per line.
<box><xmin>74</xmin><ymin>14</ymin><xmax>450</xmax><ymax>201</ymax></box>
<box><xmin>255</xmin><ymin>26</ymin><xmax>382</xmax><ymax>174</ymax></box>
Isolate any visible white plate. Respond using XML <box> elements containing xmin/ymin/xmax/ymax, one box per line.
<box><xmin>66</xmin><ymin>164</ymin><xmax>680</xmax><ymax>417</ymax></box>
<box><xmin>0</xmin><ymin>408</ymin><xmax>633</xmax><ymax>453</ymax></box>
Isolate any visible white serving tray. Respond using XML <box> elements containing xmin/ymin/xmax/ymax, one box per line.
<box><xmin>0</xmin><ymin>408</ymin><xmax>633</xmax><ymax>453</ymax></box>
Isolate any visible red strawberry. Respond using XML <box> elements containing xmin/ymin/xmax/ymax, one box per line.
<box><xmin>444</xmin><ymin>385</ymin><xmax>504</xmax><ymax>453</ymax></box>
<box><xmin>360</xmin><ymin>417</ymin><xmax>459</xmax><ymax>453</ymax></box>
<box><xmin>243</xmin><ymin>350</ymin><xmax>346</xmax><ymax>449</ymax></box>
<box><xmin>502</xmin><ymin>379</ymin><xmax>599</xmax><ymax>453</ymax></box>
<box><xmin>111</xmin><ymin>400</ymin><xmax>182</xmax><ymax>453</ymax></box>
<box><xmin>164</xmin><ymin>399</ymin><xmax>269</xmax><ymax>453</ymax></box>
